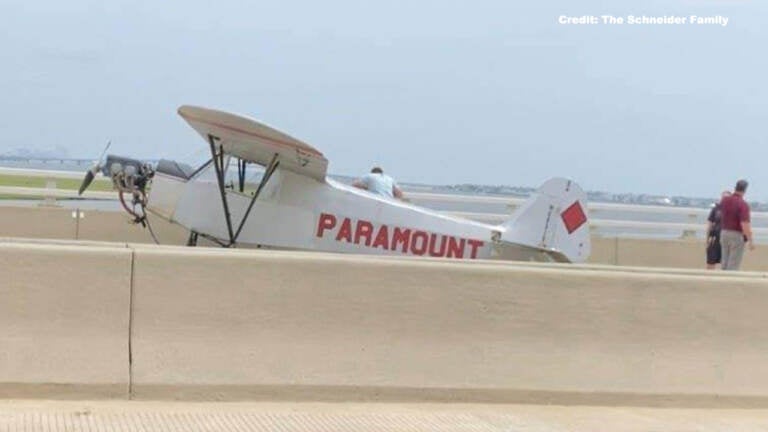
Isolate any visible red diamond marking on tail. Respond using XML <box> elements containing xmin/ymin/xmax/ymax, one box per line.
<box><xmin>561</xmin><ymin>201</ymin><xmax>587</xmax><ymax>234</ymax></box>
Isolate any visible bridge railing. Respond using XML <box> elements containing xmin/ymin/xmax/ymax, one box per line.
<box><xmin>1</xmin><ymin>167</ymin><xmax>766</xmax><ymax>241</ymax></box>
<box><xmin>405</xmin><ymin>191</ymin><xmax>768</xmax><ymax>241</ymax></box>
<box><xmin>406</xmin><ymin>191</ymin><xmax>768</xmax><ymax>221</ymax></box>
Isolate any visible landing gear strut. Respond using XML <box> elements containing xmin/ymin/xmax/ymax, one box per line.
<box><xmin>187</xmin><ymin>231</ymin><xmax>199</xmax><ymax>247</ymax></box>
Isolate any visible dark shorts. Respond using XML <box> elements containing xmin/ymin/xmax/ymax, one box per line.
<box><xmin>706</xmin><ymin>235</ymin><xmax>721</xmax><ymax>264</ymax></box>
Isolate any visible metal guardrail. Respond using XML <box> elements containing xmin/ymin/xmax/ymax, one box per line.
<box><xmin>406</xmin><ymin>191</ymin><xmax>768</xmax><ymax>222</ymax></box>
<box><xmin>0</xmin><ymin>167</ymin><xmax>112</xmax><ymax>203</ymax></box>
<box><xmin>447</xmin><ymin>211</ymin><xmax>768</xmax><ymax>236</ymax></box>
<box><xmin>0</xmin><ymin>167</ymin><xmax>100</xmax><ymax>179</ymax></box>
<box><xmin>0</xmin><ymin>186</ymin><xmax>114</xmax><ymax>200</ymax></box>
<box><xmin>1</xmin><ymin>167</ymin><xmax>765</xmax><ymax>239</ymax></box>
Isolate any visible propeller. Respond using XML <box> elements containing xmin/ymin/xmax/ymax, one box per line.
<box><xmin>78</xmin><ymin>141</ymin><xmax>111</xmax><ymax>196</ymax></box>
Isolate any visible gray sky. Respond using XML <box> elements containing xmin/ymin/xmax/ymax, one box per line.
<box><xmin>2</xmin><ymin>0</ymin><xmax>765</xmax><ymax>199</ymax></box>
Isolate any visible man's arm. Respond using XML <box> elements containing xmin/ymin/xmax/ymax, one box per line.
<box><xmin>393</xmin><ymin>185</ymin><xmax>404</xmax><ymax>199</ymax></box>
<box><xmin>743</xmin><ymin>202</ymin><xmax>755</xmax><ymax>250</ymax></box>
<box><xmin>352</xmin><ymin>179</ymin><xmax>367</xmax><ymax>190</ymax></box>
<box><xmin>743</xmin><ymin>221</ymin><xmax>755</xmax><ymax>250</ymax></box>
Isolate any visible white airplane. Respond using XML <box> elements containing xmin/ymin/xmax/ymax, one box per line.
<box><xmin>78</xmin><ymin>105</ymin><xmax>591</xmax><ymax>263</ymax></box>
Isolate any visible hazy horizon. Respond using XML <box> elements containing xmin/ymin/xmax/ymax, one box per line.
<box><xmin>2</xmin><ymin>0</ymin><xmax>765</xmax><ymax>199</ymax></box>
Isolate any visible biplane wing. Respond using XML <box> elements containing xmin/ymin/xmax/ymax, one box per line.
<box><xmin>178</xmin><ymin>105</ymin><xmax>329</xmax><ymax>181</ymax></box>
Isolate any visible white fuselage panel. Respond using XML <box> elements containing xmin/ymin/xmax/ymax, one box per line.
<box><xmin>151</xmin><ymin>167</ymin><xmax>501</xmax><ymax>260</ymax></box>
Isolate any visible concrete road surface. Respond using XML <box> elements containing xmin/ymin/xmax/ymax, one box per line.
<box><xmin>2</xmin><ymin>400</ymin><xmax>768</xmax><ymax>431</ymax></box>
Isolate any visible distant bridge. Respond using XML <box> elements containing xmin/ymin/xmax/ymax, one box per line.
<box><xmin>0</xmin><ymin>156</ymin><xmax>160</xmax><ymax>167</ymax></box>
<box><xmin>0</xmin><ymin>156</ymin><xmax>94</xmax><ymax>165</ymax></box>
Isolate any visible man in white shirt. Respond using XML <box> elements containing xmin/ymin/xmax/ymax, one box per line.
<box><xmin>352</xmin><ymin>166</ymin><xmax>404</xmax><ymax>200</ymax></box>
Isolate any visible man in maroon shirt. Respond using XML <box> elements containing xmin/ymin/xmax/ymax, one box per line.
<box><xmin>719</xmin><ymin>179</ymin><xmax>754</xmax><ymax>270</ymax></box>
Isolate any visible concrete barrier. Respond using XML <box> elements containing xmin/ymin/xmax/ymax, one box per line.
<box><xmin>0</xmin><ymin>206</ymin><xmax>189</xmax><ymax>245</ymax></box>
<box><xmin>130</xmin><ymin>247</ymin><xmax>768</xmax><ymax>405</ymax></box>
<box><xmin>0</xmin><ymin>206</ymin><xmax>74</xmax><ymax>240</ymax></box>
<box><xmin>77</xmin><ymin>210</ymin><xmax>190</xmax><ymax>245</ymax></box>
<box><xmin>589</xmin><ymin>237</ymin><xmax>768</xmax><ymax>271</ymax></box>
<box><xmin>4</xmin><ymin>236</ymin><xmax>768</xmax><ymax>405</ymax></box>
<box><xmin>0</xmin><ymin>242</ymin><xmax>132</xmax><ymax>398</ymax></box>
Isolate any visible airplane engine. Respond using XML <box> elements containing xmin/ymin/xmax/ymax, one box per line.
<box><xmin>78</xmin><ymin>153</ymin><xmax>156</xmax><ymax>233</ymax></box>
<box><xmin>102</xmin><ymin>155</ymin><xmax>154</xmax><ymax>195</ymax></box>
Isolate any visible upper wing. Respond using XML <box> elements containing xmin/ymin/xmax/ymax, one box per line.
<box><xmin>178</xmin><ymin>105</ymin><xmax>328</xmax><ymax>181</ymax></box>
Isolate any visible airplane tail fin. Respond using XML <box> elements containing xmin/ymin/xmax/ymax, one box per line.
<box><xmin>499</xmin><ymin>177</ymin><xmax>590</xmax><ymax>263</ymax></box>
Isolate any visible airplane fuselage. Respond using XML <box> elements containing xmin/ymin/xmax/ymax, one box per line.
<box><xmin>149</xmin><ymin>166</ymin><xmax>508</xmax><ymax>260</ymax></box>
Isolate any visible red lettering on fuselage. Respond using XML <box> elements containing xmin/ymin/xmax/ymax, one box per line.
<box><xmin>316</xmin><ymin>213</ymin><xmax>485</xmax><ymax>259</ymax></box>
<box><xmin>467</xmin><ymin>239</ymin><xmax>483</xmax><ymax>259</ymax></box>
<box><xmin>336</xmin><ymin>218</ymin><xmax>352</xmax><ymax>242</ymax></box>
<box><xmin>428</xmin><ymin>234</ymin><xmax>448</xmax><ymax>257</ymax></box>
<box><xmin>447</xmin><ymin>237</ymin><xmax>465</xmax><ymax>258</ymax></box>
<box><xmin>316</xmin><ymin>213</ymin><xmax>337</xmax><ymax>237</ymax></box>
<box><xmin>354</xmin><ymin>220</ymin><xmax>374</xmax><ymax>246</ymax></box>
<box><xmin>371</xmin><ymin>225</ymin><xmax>390</xmax><ymax>250</ymax></box>
<box><xmin>391</xmin><ymin>227</ymin><xmax>411</xmax><ymax>252</ymax></box>
<box><xmin>410</xmin><ymin>231</ymin><xmax>428</xmax><ymax>255</ymax></box>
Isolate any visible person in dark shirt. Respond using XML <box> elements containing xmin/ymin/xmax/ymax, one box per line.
<box><xmin>706</xmin><ymin>190</ymin><xmax>730</xmax><ymax>270</ymax></box>
<box><xmin>719</xmin><ymin>179</ymin><xmax>754</xmax><ymax>270</ymax></box>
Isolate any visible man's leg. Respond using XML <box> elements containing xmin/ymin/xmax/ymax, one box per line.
<box><xmin>720</xmin><ymin>232</ymin><xmax>732</xmax><ymax>270</ymax></box>
<box><xmin>714</xmin><ymin>238</ymin><xmax>723</xmax><ymax>269</ymax></box>
<box><xmin>730</xmin><ymin>235</ymin><xmax>746</xmax><ymax>270</ymax></box>
<box><xmin>707</xmin><ymin>236</ymin><xmax>721</xmax><ymax>270</ymax></box>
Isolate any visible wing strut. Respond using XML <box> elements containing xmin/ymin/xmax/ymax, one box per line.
<box><xmin>208</xmin><ymin>134</ymin><xmax>236</xmax><ymax>245</ymax></box>
<box><xmin>233</xmin><ymin>152</ymin><xmax>280</xmax><ymax>243</ymax></box>
<box><xmin>237</xmin><ymin>159</ymin><xmax>247</xmax><ymax>193</ymax></box>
